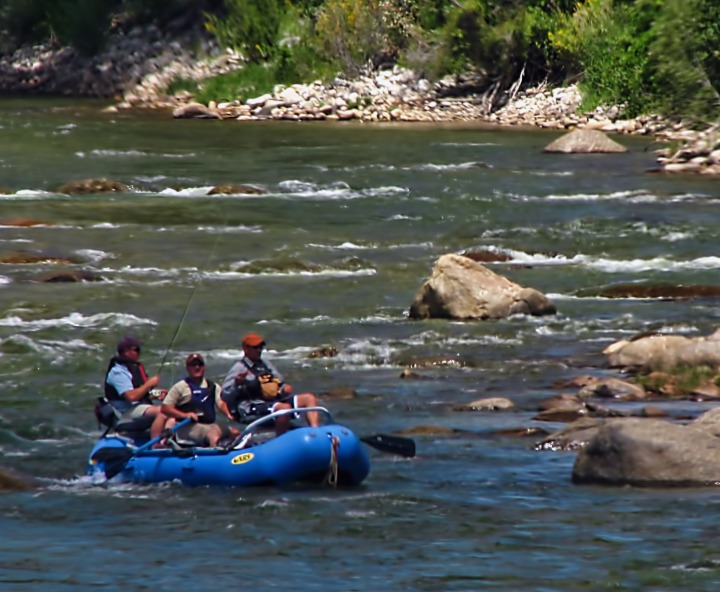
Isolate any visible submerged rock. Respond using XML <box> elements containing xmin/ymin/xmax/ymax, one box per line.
<box><xmin>56</xmin><ymin>178</ymin><xmax>129</xmax><ymax>195</ymax></box>
<box><xmin>0</xmin><ymin>218</ymin><xmax>47</xmax><ymax>227</ymax></box>
<box><xmin>208</xmin><ymin>184</ymin><xmax>266</xmax><ymax>195</ymax></box>
<box><xmin>596</xmin><ymin>283</ymin><xmax>720</xmax><ymax>300</ymax></box>
<box><xmin>36</xmin><ymin>270</ymin><xmax>104</xmax><ymax>282</ymax></box>
<box><xmin>0</xmin><ymin>251</ymin><xmax>79</xmax><ymax>264</ymax></box>
<box><xmin>0</xmin><ymin>465</ymin><xmax>39</xmax><ymax>492</ymax></box>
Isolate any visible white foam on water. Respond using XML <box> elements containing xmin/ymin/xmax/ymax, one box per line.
<box><xmin>0</xmin><ymin>311</ymin><xmax>156</xmax><ymax>331</ymax></box>
<box><xmin>409</xmin><ymin>161</ymin><xmax>492</xmax><ymax>171</ymax></box>
<box><xmin>74</xmin><ymin>248</ymin><xmax>113</xmax><ymax>263</ymax></box>
<box><xmin>203</xmin><ymin>268</ymin><xmax>377</xmax><ymax>280</ymax></box>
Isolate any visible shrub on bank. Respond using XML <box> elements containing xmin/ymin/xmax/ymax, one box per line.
<box><xmin>0</xmin><ymin>0</ymin><xmax>717</xmax><ymax>125</ymax></box>
<box><xmin>0</xmin><ymin>0</ymin><xmax>204</xmax><ymax>54</ymax></box>
<box><xmin>205</xmin><ymin>0</ymin><xmax>284</xmax><ymax>62</ymax></box>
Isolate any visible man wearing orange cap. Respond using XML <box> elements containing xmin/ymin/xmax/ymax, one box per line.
<box><xmin>161</xmin><ymin>353</ymin><xmax>240</xmax><ymax>447</ymax></box>
<box><xmin>221</xmin><ymin>333</ymin><xmax>320</xmax><ymax>435</ymax></box>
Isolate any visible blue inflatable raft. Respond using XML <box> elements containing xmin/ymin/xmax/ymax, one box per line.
<box><xmin>87</xmin><ymin>408</ymin><xmax>372</xmax><ymax>487</ymax></box>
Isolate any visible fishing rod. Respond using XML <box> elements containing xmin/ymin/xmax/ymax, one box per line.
<box><xmin>157</xmin><ymin>209</ymin><xmax>228</xmax><ymax>377</ymax></box>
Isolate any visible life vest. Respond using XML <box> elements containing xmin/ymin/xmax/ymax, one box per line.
<box><xmin>104</xmin><ymin>357</ymin><xmax>150</xmax><ymax>403</ymax></box>
<box><xmin>177</xmin><ymin>379</ymin><xmax>216</xmax><ymax>424</ymax></box>
<box><xmin>241</xmin><ymin>358</ymin><xmax>282</xmax><ymax>401</ymax></box>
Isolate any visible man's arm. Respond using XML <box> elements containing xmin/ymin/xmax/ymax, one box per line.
<box><xmin>124</xmin><ymin>376</ymin><xmax>160</xmax><ymax>402</ymax></box>
<box><xmin>221</xmin><ymin>361</ymin><xmax>244</xmax><ymax>397</ymax></box>
<box><xmin>214</xmin><ymin>384</ymin><xmax>235</xmax><ymax>421</ymax></box>
<box><xmin>107</xmin><ymin>366</ymin><xmax>159</xmax><ymax>403</ymax></box>
<box><xmin>161</xmin><ymin>383</ymin><xmax>198</xmax><ymax>421</ymax></box>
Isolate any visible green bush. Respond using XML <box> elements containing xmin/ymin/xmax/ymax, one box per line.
<box><xmin>195</xmin><ymin>63</ymin><xmax>277</xmax><ymax>103</ymax></box>
<box><xmin>437</xmin><ymin>1</ymin><xmax>566</xmax><ymax>86</ymax></box>
<box><xmin>0</xmin><ymin>0</ymin><xmax>56</xmax><ymax>45</ymax></box>
<box><xmin>191</xmin><ymin>41</ymin><xmax>337</xmax><ymax>104</ymax></box>
<box><xmin>313</xmin><ymin>0</ymin><xmax>419</xmax><ymax>75</ymax></box>
<box><xmin>547</xmin><ymin>0</ymin><xmax>719</xmax><ymax>121</ymax></box>
<box><xmin>124</xmin><ymin>0</ymin><xmax>201</xmax><ymax>24</ymax></box>
<box><xmin>649</xmin><ymin>0</ymin><xmax>720</xmax><ymax>123</ymax></box>
<box><xmin>548</xmin><ymin>0</ymin><xmax>661</xmax><ymax>117</ymax></box>
<box><xmin>0</xmin><ymin>0</ymin><xmax>117</xmax><ymax>55</ymax></box>
<box><xmin>206</xmin><ymin>0</ymin><xmax>287</xmax><ymax>61</ymax></box>
<box><xmin>50</xmin><ymin>0</ymin><xmax>117</xmax><ymax>56</ymax></box>
<box><xmin>414</xmin><ymin>0</ymin><xmax>447</xmax><ymax>30</ymax></box>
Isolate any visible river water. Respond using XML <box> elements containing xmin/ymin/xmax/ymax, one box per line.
<box><xmin>1</xmin><ymin>99</ymin><xmax>720</xmax><ymax>590</ymax></box>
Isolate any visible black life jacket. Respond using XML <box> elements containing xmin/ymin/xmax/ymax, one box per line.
<box><xmin>177</xmin><ymin>379</ymin><xmax>216</xmax><ymax>424</ymax></box>
<box><xmin>104</xmin><ymin>356</ymin><xmax>150</xmax><ymax>404</ymax></box>
<box><xmin>241</xmin><ymin>358</ymin><xmax>278</xmax><ymax>400</ymax></box>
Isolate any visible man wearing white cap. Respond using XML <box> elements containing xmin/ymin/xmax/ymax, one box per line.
<box><xmin>162</xmin><ymin>353</ymin><xmax>239</xmax><ymax>447</ymax></box>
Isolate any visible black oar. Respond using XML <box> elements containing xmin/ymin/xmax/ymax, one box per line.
<box><xmin>360</xmin><ymin>433</ymin><xmax>416</xmax><ymax>458</ymax></box>
<box><xmin>90</xmin><ymin>418</ymin><xmax>193</xmax><ymax>480</ymax></box>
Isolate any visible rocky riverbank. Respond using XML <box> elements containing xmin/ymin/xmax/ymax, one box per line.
<box><xmin>1</xmin><ymin>21</ymin><xmax>717</xmax><ymax>174</ymax></box>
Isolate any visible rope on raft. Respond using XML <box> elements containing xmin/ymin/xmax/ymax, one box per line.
<box><xmin>325</xmin><ymin>435</ymin><xmax>340</xmax><ymax>488</ymax></box>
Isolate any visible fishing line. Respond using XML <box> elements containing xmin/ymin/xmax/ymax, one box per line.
<box><xmin>157</xmin><ymin>201</ymin><xmax>229</xmax><ymax>376</ymax></box>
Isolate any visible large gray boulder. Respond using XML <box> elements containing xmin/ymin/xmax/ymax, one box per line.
<box><xmin>544</xmin><ymin>129</ymin><xmax>628</xmax><ymax>153</ymax></box>
<box><xmin>408</xmin><ymin>254</ymin><xmax>556</xmax><ymax>320</ymax></box>
<box><xmin>603</xmin><ymin>328</ymin><xmax>720</xmax><ymax>371</ymax></box>
<box><xmin>572</xmin><ymin>414</ymin><xmax>720</xmax><ymax>487</ymax></box>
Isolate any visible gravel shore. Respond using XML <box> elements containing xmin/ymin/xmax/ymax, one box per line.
<box><xmin>2</xmin><ymin>22</ymin><xmax>717</xmax><ymax>174</ymax></box>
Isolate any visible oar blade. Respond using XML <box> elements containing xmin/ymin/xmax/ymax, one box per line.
<box><xmin>360</xmin><ymin>434</ymin><xmax>416</xmax><ymax>458</ymax></box>
<box><xmin>90</xmin><ymin>448</ymin><xmax>133</xmax><ymax>480</ymax></box>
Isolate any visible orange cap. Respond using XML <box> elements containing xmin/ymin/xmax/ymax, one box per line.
<box><xmin>242</xmin><ymin>333</ymin><xmax>265</xmax><ymax>347</ymax></box>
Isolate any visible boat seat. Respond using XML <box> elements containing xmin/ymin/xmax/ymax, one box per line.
<box><xmin>168</xmin><ymin>434</ymin><xmax>198</xmax><ymax>450</ymax></box>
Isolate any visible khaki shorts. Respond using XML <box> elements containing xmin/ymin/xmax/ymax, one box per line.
<box><xmin>178</xmin><ymin>422</ymin><xmax>231</xmax><ymax>446</ymax></box>
<box><xmin>121</xmin><ymin>404</ymin><xmax>154</xmax><ymax>420</ymax></box>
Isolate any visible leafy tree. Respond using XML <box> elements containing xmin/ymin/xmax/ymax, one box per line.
<box><xmin>650</xmin><ymin>0</ymin><xmax>720</xmax><ymax>123</ymax></box>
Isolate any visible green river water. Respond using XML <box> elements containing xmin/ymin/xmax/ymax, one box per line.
<box><xmin>1</xmin><ymin>98</ymin><xmax>720</xmax><ymax>591</ymax></box>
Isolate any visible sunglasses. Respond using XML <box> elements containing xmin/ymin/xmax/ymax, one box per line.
<box><xmin>248</xmin><ymin>343</ymin><xmax>265</xmax><ymax>350</ymax></box>
<box><xmin>188</xmin><ymin>361</ymin><xmax>205</xmax><ymax>368</ymax></box>
<box><xmin>127</xmin><ymin>346</ymin><xmax>141</xmax><ymax>353</ymax></box>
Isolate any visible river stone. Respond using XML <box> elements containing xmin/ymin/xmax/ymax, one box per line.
<box><xmin>543</xmin><ymin>129</ymin><xmax>628</xmax><ymax>153</ymax></box>
<box><xmin>596</xmin><ymin>283</ymin><xmax>720</xmax><ymax>299</ymax></box>
<box><xmin>534</xmin><ymin>417</ymin><xmax>606</xmax><ymax>451</ymax></box>
<box><xmin>0</xmin><ymin>218</ymin><xmax>47</xmax><ymax>227</ymax></box>
<box><xmin>172</xmin><ymin>102</ymin><xmax>221</xmax><ymax>119</ymax></box>
<box><xmin>409</xmin><ymin>253</ymin><xmax>556</xmax><ymax>320</ymax></box>
<box><xmin>307</xmin><ymin>346</ymin><xmax>339</xmax><ymax>359</ymax></box>
<box><xmin>36</xmin><ymin>269</ymin><xmax>104</xmax><ymax>282</ymax></box>
<box><xmin>603</xmin><ymin>328</ymin><xmax>720</xmax><ymax>371</ymax></box>
<box><xmin>208</xmin><ymin>184</ymin><xmax>266</xmax><ymax>195</ymax></box>
<box><xmin>0</xmin><ymin>252</ymin><xmax>79</xmax><ymax>264</ymax></box>
<box><xmin>572</xmin><ymin>417</ymin><xmax>720</xmax><ymax>486</ymax></box>
<box><xmin>0</xmin><ymin>466</ymin><xmax>39</xmax><ymax>492</ymax></box>
<box><xmin>57</xmin><ymin>178</ymin><xmax>129</xmax><ymax>195</ymax></box>
<box><xmin>453</xmin><ymin>397</ymin><xmax>515</xmax><ymax>411</ymax></box>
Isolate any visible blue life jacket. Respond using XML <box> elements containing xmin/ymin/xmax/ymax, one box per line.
<box><xmin>178</xmin><ymin>379</ymin><xmax>216</xmax><ymax>424</ymax></box>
